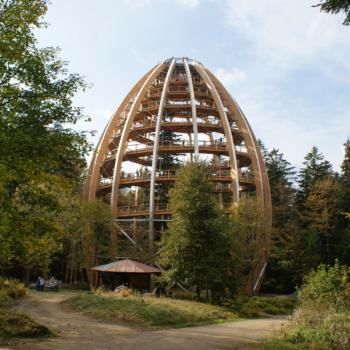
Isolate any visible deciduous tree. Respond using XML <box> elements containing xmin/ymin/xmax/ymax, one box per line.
<box><xmin>0</xmin><ymin>0</ymin><xmax>90</xmax><ymax>278</ymax></box>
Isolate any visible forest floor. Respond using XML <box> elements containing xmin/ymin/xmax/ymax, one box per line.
<box><xmin>4</xmin><ymin>292</ymin><xmax>289</xmax><ymax>350</ymax></box>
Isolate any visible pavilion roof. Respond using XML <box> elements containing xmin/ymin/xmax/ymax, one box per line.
<box><xmin>91</xmin><ymin>259</ymin><xmax>162</xmax><ymax>274</ymax></box>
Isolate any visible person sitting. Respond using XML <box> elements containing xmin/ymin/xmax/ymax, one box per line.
<box><xmin>49</xmin><ymin>276</ymin><xmax>58</xmax><ymax>292</ymax></box>
<box><xmin>36</xmin><ymin>276</ymin><xmax>45</xmax><ymax>291</ymax></box>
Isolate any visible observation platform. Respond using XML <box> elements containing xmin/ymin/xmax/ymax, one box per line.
<box><xmin>101</xmin><ymin>141</ymin><xmax>251</xmax><ymax>177</ymax></box>
<box><xmin>114</xmin><ymin>203</ymin><xmax>236</xmax><ymax>219</ymax></box>
<box><xmin>97</xmin><ymin>169</ymin><xmax>255</xmax><ymax>196</ymax></box>
<box><xmin>108</xmin><ymin>120</ymin><xmax>244</xmax><ymax>150</ymax></box>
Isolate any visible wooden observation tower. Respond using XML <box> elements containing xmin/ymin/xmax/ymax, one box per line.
<box><xmin>84</xmin><ymin>58</ymin><xmax>272</xmax><ymax>292</ymax></box>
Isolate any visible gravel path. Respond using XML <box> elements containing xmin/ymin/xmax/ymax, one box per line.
<box><xmin>7</xmin><ymin>292</ymin><xmax>289</xmax><ymax>350</ymax></box>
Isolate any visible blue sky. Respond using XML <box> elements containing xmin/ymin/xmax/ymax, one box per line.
<box><xmin>37</xmin><ymin>0</ymin><xmax>350</xmax><ymax>171</ymax></box>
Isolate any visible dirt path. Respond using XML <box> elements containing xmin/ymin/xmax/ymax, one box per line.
<box><xmin>8</xmin><ymin>292</ymin><xmax>289</xmax><ymax>350</ymax></box>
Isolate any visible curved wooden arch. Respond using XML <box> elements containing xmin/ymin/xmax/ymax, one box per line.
<box><xmin>84</xmin><ymin>64</ymin><xmax>161</xmax><ymax>202</ymax></box>
<box><xmin>110</xmin><ymin>64</ymin><xmax>166</xmax><ymax>216</ymax></box>
<box><xmin>206</xmin><ymin>69</ymin><xmax>272</xmax><ymax>291</ymax></box>
<box><xmin>194</xmin><ymin>62</ymin><xmax>240</xmax><ymax>204</ymax></box>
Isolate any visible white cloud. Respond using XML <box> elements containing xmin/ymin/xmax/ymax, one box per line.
<box><xmin>233</xmin><ymin>89</ymin><xmax>349</xmax><ymax>172</ymax></box>
<box><xmin>218</xmin><ymin>0</ymin><xmax>350</xmax><ymax>170</ymax></box>
<box><xmin>176</xmin><ymin>0</ymin><xmax>200</xmax><ymax>9</ymax></box>
<box><xmin>224</xmin><ymin>0</ymin><xmax>350</xmax><ymax>73</ymax></box>
<box><xmin>215</xmin><ymin>67</ymin><xmax>246</xmax><ymax>86</ymax></box>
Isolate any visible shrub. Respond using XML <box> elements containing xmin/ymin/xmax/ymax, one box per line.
<box><xmin>288</xmin><ymin>262</ymin><xmax>350</xmax><ymax>350</ymax></box>
<box><xmin>0</xmin><ymin>278</ymin><xmax>27</xmax><ymax>300</ymax></box>
<box><xmin>0</xmin><ymin>291</ymin><xmax>13</xmax><ymax>308</ymax></box>
<box><xmin>298</xmin><ymin>261</ymin><xmax>349</xmax><ymax>305</ymax></box>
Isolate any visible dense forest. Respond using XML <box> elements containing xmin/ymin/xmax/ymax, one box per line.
<box><xmin>261</xmin><ymin>141</ymin><xmax>350</xmax><ymax>292</ymax></box>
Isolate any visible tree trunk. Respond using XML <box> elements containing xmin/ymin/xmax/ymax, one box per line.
<box><xmin>205</xmin><ymin>277</ymin><xmax>209</xmax><ymax>303</ymax></box>
<box><xmin>196</xmin><ymin>286</ymin><xmax>201</xmax><ymax>300</ymax></box>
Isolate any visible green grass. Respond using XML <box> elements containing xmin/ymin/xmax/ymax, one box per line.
<box><xmin>68</xmin><ymin>292</ymin><xmax>240</xmax><ymax>329</ymax></box>
<box><xmin>232</xmin><ymin>295</ymin><xmax>296</xmax><ymax>318</ymax></box>
<box><xmin>67</xmin><ymin>292</ymin><xmax>296</xmax><ymax>330</ymax></box>
<box><xmin>229</xmin><ymin>339</ymin><xmax>310</xmax><ymax>350</ymax></box>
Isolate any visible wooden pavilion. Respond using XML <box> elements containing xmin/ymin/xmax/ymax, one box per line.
<box><xmin>91</xmin><ymin>259</ymin><xmax>161</xmax><ymax>291</ymax></box>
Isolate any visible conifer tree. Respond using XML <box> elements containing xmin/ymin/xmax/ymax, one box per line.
<box><xmin>334</xmin><ymin>139</ymin><xmax>350</xmax><ymax>264</ymax></box>
<box><xmin>292</xmin><ymin>147</ymin><xmax>335</xmax><ymax>278</ymax></box>
<box><xmin>158</xmin><ymin>162</ymin><xmax>236</xmax><ymax>301</ymax></box>
<box><xmin>340</xmin><ymin>139</ymin><xmax>350</xmax><ymax>209</ymax></box>
<box><xmin>314</xmin><ymin>0</ymin><xmax>350</xmax><ymax>25</ymax></box>
<box><xmin>261</xmin><ymin>148</ymin><xmax>299</xmax><ymax>292</ymax></box>
<box><xmin>297</xmin><ymin>146</ymin><xmax>332</xmax><ymax>207</ymax></box>
<box><xmin>301</xmin><ymin>176</ymin><xmax>340</xmax><ymax>266</ymax></box>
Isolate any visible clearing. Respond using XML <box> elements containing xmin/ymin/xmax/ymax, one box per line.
<box><xmin>8</xmin><ymin>292</ymin><xmax>289</xmax><ymax>350</ymax></box>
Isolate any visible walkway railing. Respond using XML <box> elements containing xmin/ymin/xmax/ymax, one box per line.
<box><xmin>140</xmin><ymin>99</ymin><xmax>216</xmax><ymax>112</ymax></box>
<box><xmin>116</xmin><ymin>201</ymin><xmax>235</xmax><ymax>216</ymax></box>
<box><xmin>99</xmin><ymin>168</ymin><xmax>254</xmax><ymax>187</ymax></box>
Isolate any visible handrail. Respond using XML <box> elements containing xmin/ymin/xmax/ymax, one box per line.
<box><xmin>118</xmin><ymin>203</ymin><xmax>170</xmax><ymax>213</ymax></box>
<box><xmin>99</xmin><ymin>168</ymin><xmax>254</xmax><ymax>186</ymax></box>
<box><xmin>106</xmin><ymin>141</ymin><xmax>248</xmax><ymax>159</ymax></box>
<box><xmin>116</xmin><ymin>201</ymin><xmax>236</xmax><ymax>214</ymax></box>
<box><xmin>132</xmin><ymin>119</ymin><xmax>223</xmax><ymax>128</ymax></box>
<box><xmin>140</xmin><ymin>99</ymin><xmax>216</xmax><ymax>111</ymax></box>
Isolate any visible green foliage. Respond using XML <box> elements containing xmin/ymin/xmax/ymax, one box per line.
<box><xmin>154</xmin><ymin>130</ymin><xmax>182</xmax><ymax>206</ymax></box>
<box><xmin>0</xmin><ymin>278</ymin><xmax>26</xmax><ymax>301</ymax></box>
<box><xmin>297</xmin><ymin>146</ymin><xmax>332</xmax><ymax>206</ymax></box>
<box><xmin>0</xmin><ymin>0</ymin><xmax>91</xmax><ymax>277</ymax></box>
<box><xmin>298</xmin><ymin>261</ymin><xmax>349</xmax><ymax>305</ymax></box>
<box><xmin>334</xmin><ymin>139</ymin><xmax>350</xmax><ymax>265</ymax></box>
<box><xmin>261</xmin><ymin>141</ymin><xmax>350</xmax><ymax>294</ymax></box>
<box><xmin>53</xmin><ymin>198</ymin><xmax>112</xmax><ymax>283</ymax></box>
<box><xmin>292</xmin><ymin>143</ymin><xmax>350</xmax><ymax>280</ymax></box>
<box><xmin>299</xmin><ymin>176</ymin><xmax>340</xmax><ymax>267</ymax></box>
<box><xmin>158</xmin><ymin>162</ymin><xmax>243</xmax><ymax>300</ymax></box>
<box><xmin>261</xmin><ymin>146</ymin><xmax>299</xmax><ymax>293</ymax></box>
<box><xmin>314</xmin><ymin>0</ymin><xmax>350</xmax><ymax>25</ymax></box>
<box><xmin>234</xmin><ymin>339</ymin><xmax>309</xmax><ymax>350</ymax></box>
<box><xmin>68</xmin><ymin>292</ymin><xmax>239</xmax><ymax>329</ymax></box>
<box><xmin>289</xmin><ymin>262</ymin><xmax>350</xmax><ymax>350</ymax></box>
<box><xmin>0</xmin><ymin>0</ymin><xmax>90</xmax><ymax>177</ymax></box>
<box><xmin>231</xmin><ymin>295</ymin><xmax>296</xmax><ymax>318</ymax></box>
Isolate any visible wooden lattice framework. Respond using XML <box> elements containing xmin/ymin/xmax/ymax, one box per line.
<box><xmin>84</xmin><ymin>58</ymin><xmax>272</xmax><ymax>293</ymax></box>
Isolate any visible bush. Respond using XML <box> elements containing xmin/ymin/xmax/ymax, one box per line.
<box><xmin>288</xmin><ymin>262</ymin><xmax>350</xmax><ymax>350</ymax></box>
<box><xmin>298</xmin><ymin>262</ymin><xmax>349</xmax><ymax>304</ymax></box>
<box><xmin>0</xmin><ymin>278</ymin><xmax>27</xmax><ymax>300</ymax></box>
<box><xmin>0</xmin><ymin>291</ymin><xmax>13</xmax><ymax>308</ymax></box>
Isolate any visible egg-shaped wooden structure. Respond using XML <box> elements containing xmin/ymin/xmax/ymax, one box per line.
<box><xmin>85</xmin><ymin>58</ymin><xmax>271</xmax><ymax>292</ymax></box>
